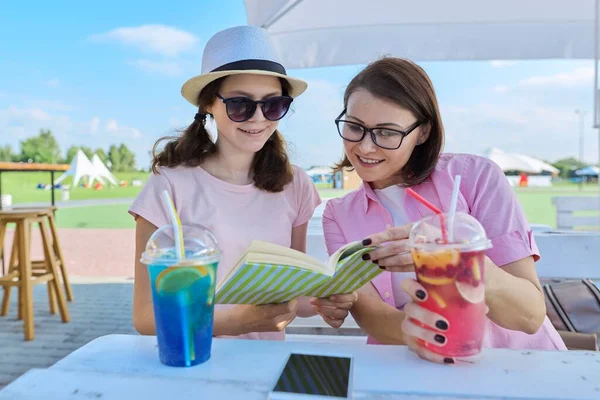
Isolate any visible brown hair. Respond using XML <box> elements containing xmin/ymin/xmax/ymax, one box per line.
<box><xmin>334</xmin><ymin>57</ymin><xmax>444</xmax><ymax>186</ymax></box>
<box><xmin>151</xmin><ymin>77</ymin><xmax>294</xmax><ymax>192</ymax></box>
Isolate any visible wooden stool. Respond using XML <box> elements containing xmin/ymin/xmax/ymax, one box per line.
<box><xmin>7</xmin><ymin>206</ymin><xmax>73</xmax><ymax>302</ymax></box>
<box><xmin>0</xmin><ymin>210</ymin><xmax>70</xmax><ymax>340</ymax></box>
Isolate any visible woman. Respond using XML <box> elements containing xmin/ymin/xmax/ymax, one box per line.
<box><xmin>129</xmin><ymin>25</ymin><xmax>355</xmax><ymax>340</ymax></box>
<box><xmin>319</xmin><ymin>57</ymin><xmax>566</xmax><ymax>363</ymax></box>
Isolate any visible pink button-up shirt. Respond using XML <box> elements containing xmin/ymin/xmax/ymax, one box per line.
<box><xmin>323</xmin><ymin>153</ymin><xmax>566</xmax><ymax>350</ymax></box>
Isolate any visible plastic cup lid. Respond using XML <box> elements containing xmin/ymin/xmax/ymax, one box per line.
<box><xmin>408</xmin><ymin>211</ymin><xmax>492</xmax><ymax>252</ymax></box>
<box><xmin>140</xmin><ymin>223</ymin><xmax>221</xmax><ymax>265</ymax></box>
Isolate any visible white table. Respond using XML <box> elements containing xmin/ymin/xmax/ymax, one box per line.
<box><xmin>0</xmin><ymin>334</ymin><xmax>599</xmax><ymax>399</ymax></box>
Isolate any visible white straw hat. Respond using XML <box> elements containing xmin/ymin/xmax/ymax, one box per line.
<box><xmin>181</xmin><ymin>25</ymin><xmax>308</xmax><ymax>106</ymax></box>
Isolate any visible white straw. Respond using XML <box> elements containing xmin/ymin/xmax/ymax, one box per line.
<box><xmin>448</xmin><ymin>175</ymin><xmax>462</xmax><ymax>243</ymax></box>
<box><xmin>161</xmin><ymin>190</ymin><xmax>185</xmax><ymax>260</ymax></box>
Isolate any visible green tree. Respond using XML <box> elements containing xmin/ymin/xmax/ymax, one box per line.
<box><xmin>0</xmin><ymin>145</ymin><xmax>14</xmax><ymax>162</ymax></box>
<box><xmin>552</xmin><ymin>157</ymin><xmax>587</xmax><ymax>178</ymax></box>
<box><xmin>118</xmin><ymin>143</ymin><xmax>136</xmax><ymax>171</ymax></box>
<box><xmin>94</xmin><ymin>148</ymin><xmax>108</xmax><ymax>164</ymax></box>
<box><xmin>65</xmin><ymin>145</ymin><xmax>79</xmax><ymax>164</ymax></box>
<box><xmin>19</xmin><ymin>129</ymin><xmax>62</xmax><ymax>163</ymax></box>
<box><xmin>81</xmin><ymin>146</ymin><xmax>94</xmax><ymax>160</ymax></box>
<box><xmin>108</xmin><ymin>144</ymin><xmax>121</xmax><ymax>172</ymax></box>
<box><xmin>108</xmin><ymin>143</ymin><xmax>136</xmax><ymax>172</ymax></box>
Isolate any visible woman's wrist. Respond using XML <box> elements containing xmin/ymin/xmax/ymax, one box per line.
<box><xmin>213</xmin><ymin>306</ymin><xmax>247</xmax><ymax>337</ymax></box>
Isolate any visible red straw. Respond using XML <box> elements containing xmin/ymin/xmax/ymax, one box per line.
<box><xmin>406</xmin><ymin>188</ymin><xmax>448</xmax><ymax>243</ymax></box>
<box><xmin>406</xmin><ymin>188</ymin><xmax>442</xmax><ymax>214</ymax></box>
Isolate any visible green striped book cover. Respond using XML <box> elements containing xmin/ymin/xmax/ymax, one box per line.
<box><xmin>215</xmin><ymin>240</ymin><xmax>382</xmax><ymax>304</ymax></box>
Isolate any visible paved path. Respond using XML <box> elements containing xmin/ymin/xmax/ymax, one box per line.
<box><xmin>0</xmin><ymin>277</ymin><xmax>136</xmax><ymax>390</ymax></box>
<box><xmin>1</xmin><ymin>228</ymin><xmax>135</xmax><ymax>278</ymax></box>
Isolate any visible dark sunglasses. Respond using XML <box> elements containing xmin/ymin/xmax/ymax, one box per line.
<box><xmin>216</xmin><ymin>93</ymin><xmax>293</xmax><ymax>122</ymax></box>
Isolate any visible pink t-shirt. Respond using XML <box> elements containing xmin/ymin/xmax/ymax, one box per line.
<box><xmin>129</xmin><ymin>164</ymin><xmax>322</xmax><ymax>341</ymax></box>
<box><xmin>323</xmin><ymin>153</ymin><xmax>566</xmax><ymax>351</ymax></box>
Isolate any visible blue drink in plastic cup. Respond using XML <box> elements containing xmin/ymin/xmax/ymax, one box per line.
<box><xmin>141</xmin><ymin>224</ymin><xmax>221</xmax><ymax>367</ymax></box>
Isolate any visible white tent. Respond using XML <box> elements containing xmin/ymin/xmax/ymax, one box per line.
<box><xmin>54</xmin><ymin>149</ymin><xmax>106</xmax><ymax>188</ymax></box>
<box><xmin>91</xmin><ymin>154</ymin><xmax>118</xmax><ymax>186</ymax></box>
<box><xmin>484</xmin><ymin>148</ymin><xmax>541</xmax><ymax>173</ymax></box>
<box><xmin>512</xmin><ymin>153</ymin><xmax>560</xmax><ymax>175</ymax></box>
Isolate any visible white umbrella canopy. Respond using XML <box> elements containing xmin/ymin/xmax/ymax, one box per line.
<box><xmin>244</xmin><ymin>0</ymin><xmax>596</xmax><ymax>68</ymax></box>
<box><xmin>245</xmin><ymin>0</ymin><xmax>600</xmax><ymax>182</ymax></box>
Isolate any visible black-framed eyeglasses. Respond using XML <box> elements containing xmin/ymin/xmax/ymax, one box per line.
<box><xmin>334</xmin><ymin>109</ymin><xmax>423</xmax><ymax>150</ymax></box>
<box><xmin>216</xmin><ymin>93</ymin><xmax>293</xmax><ymax>122</ymax></box>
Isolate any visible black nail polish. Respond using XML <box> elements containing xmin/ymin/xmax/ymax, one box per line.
<box><xmin>362</xmin><ymin>238</ymin><xmax>372</xmax><ymax>246</ymax></box>
<box><xmin>435</xmin><ymin>320</ymin><xmax>448</xmax><ymax>331</ymax></box>
<box><xmin>379</xmin><ymin>266</ymin><xmax>385</xmax><ymax>269</ymax></box>
<box><xmin>434</xmin><ymin>334</ymin><xmax>446</xmax><ymax>344</ymax></box>
<box><xmin>415</xmin><ymin>290</ymin><xmax>426</xmax><ymax>300</ymax></box>
<box><xmin>372</xmin><ymin>259</ymin><xmax>378</xmax><ymax>264</ymax></box>
<box><xmin>444</xmin><ymin>358</ymin><xmax>454</xmax><ymax>364</ymax></box>
<box><xmin>362</xmin><ymin>253</ymin><xmax>370</xmax><ymax>260</ymax></box>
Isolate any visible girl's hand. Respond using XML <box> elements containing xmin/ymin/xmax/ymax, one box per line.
<box><xmin>310</xmin><ymin>292</ymin><xmax>359</xmax><ymax>329</ymax></box>
<box><xmin>233</xmin><ymin>299</ymin><xmax>299</xmax><ymax>333</ymax></box>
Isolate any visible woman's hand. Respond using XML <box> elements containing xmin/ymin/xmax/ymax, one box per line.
<box><xmin>310</xmin><ymin>292</ymin><xmax>359</xmax><ymax>329</ymax></box>
<box><xmin>400</xmin><ymin>279</ymin><xmax>488</xmax><ymax>364</ymax></box>
<box><xmin>399</xmin><ymin>279</ymin><xmax>454</xmax><ymax>364</ymax></box>
<box><xmin>362</xmin><ymin>224</ymin><xmax>415</xmax><ymax>272</ymax></box>
<box><xmin>231</xmin><ymin>299</ymin><xmax>299</xmax><ymax>334</ymax></box>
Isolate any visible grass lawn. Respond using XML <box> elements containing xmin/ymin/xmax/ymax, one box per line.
<box><xmin>0</xmin><ymin>171</ymin><xmax>148</xmax><ymax>203</ymax></box>
<box><xmin>2</xmin><ymin>172</ymin><xmax>598</xmax><ymax>229</ymax></box>
<box><xmin>514</xmin><ymin>185</ymin><xmax>598</xmax><ymax>228</ymax></box>
<box><xmin>55</xmin><ymin>204</ymin><xmax>135</xmax><ymax>229</ymax></box>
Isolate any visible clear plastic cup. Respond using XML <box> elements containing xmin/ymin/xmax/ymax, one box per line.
<box><xmin>140</xmin><ymin>224</ymin><xmax>221</xmax><ymax>367</ymax></box>
<box><xmin>408</xmin><ymin>212</ymin><xmax>492</xmax><ymax>358</ymax></box>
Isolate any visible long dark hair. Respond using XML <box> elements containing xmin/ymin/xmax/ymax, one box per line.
<box><xmin>334</xmin><ymin>57</ymin><xmax>444</xmax><ymax>186</ymax></box>
<box><xmin>152</xmin><ymin>77</ymin><xmax>294</xmax><ymax>192</ymax></box>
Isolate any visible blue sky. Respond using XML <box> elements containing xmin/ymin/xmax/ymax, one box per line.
<box><xmin>0</xmin><ymin>0</ymin><xmax>597</xmax><ymax>169</ymax></box>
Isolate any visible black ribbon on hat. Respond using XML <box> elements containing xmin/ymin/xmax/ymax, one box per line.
<box><xmin>211</xmin><ymin>59</ymin><xmax>286</xmax><ymax>75</ymax></box>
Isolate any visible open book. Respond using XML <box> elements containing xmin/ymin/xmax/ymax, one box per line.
<box><xmin>215</xmin><ymin>240</ymin><xmax>382</xmax><ymax>304</ymax></box>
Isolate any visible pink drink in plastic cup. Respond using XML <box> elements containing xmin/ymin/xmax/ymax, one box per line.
<box><xmin>408</xmin><ymin>212</ymin><xmax>492</xmax><ymax>358</ymax></box>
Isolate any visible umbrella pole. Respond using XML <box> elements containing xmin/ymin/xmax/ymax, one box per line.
<box><xmin>596</xmin><ymin>0</ymin><xmax>600</xmax><ymax>187</ymax></box>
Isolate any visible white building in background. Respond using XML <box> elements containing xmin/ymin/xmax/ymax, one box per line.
<box><xmin>305</xmin><ymin>166</ymin><xmax>334</xmax><ymax>184</ymax></box>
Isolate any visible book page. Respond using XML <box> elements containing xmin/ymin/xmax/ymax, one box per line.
<box><xmin>337</xmin><ymin>241</ymin><xmax>366</xmax><ymax>262</ymax></box>
<box><xmin>325</xmin><ymin>240</ymin><xmax>364</xmax><ymax>272</ymax></box>
<box><xmin>246</xmin><ymin>252</ymin><xmax>329</xmax><ymax>275</ymax></box>
<box><xmin>308</xmin><ymin>245</ymin><xmax>382</xmax><ymax>298</ymax></box>
<box><xmin>246</xmin><ymin>241</ymin><xmax>328</xmax><ymax>271</ymax></box>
